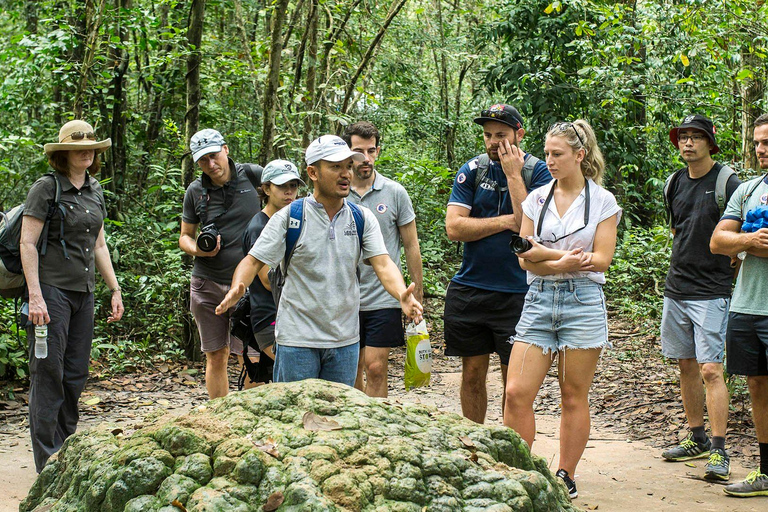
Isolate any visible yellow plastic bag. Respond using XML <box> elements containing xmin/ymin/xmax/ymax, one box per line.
<box><xmin>404</xmin><ymin>320</ymin><xmax>432</xmax><ymax>390</ymax></box>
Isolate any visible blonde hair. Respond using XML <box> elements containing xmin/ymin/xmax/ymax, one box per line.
<box><xmin>546</xmin><ymin>119</ymin><xmax>605</xmax><ymax>185</ymax></box>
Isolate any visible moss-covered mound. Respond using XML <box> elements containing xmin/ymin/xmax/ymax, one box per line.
<box><xmin>21</xmin><ymin>380</ymin><xmax>579</xmax><ymax>511</ymax></box>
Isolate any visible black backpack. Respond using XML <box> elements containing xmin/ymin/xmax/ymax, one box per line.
<box><xmin>0</xmin><ymin>173</ymin><xmax>63</xmax><ymax>298</ymax></box>
<box><xmin>230</xmin><ymin>291</ymin><xmax>274</xmax><ymax>389</ymax></box>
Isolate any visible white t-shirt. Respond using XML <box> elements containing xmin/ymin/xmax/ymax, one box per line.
<box><xmin>521</xmin><ymin>179</ymin><xmax>622</xmax><ymax>284</ymax></box>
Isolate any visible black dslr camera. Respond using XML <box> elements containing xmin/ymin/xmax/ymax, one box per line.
<box><xmin>509</xmin><ymin>234</ymin><xmax>532</xmax><ymax>254</ymax></box>
<box><xmin>197</xmin><ymin>224</ymin><xmax>221</xmax><ymax>252</ymax></box>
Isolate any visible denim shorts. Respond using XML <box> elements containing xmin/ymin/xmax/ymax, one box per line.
<box><xmin>513</xmin><ymin>278</ymin><xmax>610</xmax><ymax>354</ymax></box>
<box><xmin>273</xmin><ymin>342</ymin><xmax>360</xmax><ymax>387</ymax></box>
<box><xmin>660</xmin><ymin>297</ymin><xmax>728</xmax><ymax>364</ymax></box>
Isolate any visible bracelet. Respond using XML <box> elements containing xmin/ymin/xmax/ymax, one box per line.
<box><xmin>111</xmin><ymin>286</ymin><xmax>121</xmax><ymax>293</ymax></box>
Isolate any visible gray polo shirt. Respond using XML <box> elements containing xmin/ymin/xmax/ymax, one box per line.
<box><xmin>349</xmin><ymin>172</ymin><xmax>416</xmax><ymax>310</ymax></box>
<box><xmin>182</xmin><ymin>159</ymin><xmax>261</xmax><ymax>284</ymax></box>
<box><xmin>248</xmin><ymin>196</ymin><xmax>388</xmax><ymax>349</ymax></box>
<box><xmin>24</xmin><ymin>172</ymin><xmax>106</xmax><ymax>293</ymax></box>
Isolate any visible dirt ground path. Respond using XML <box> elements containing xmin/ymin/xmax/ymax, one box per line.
<box><xmin>1</xmin><ymin>306</ymin><xmax>767</xmax><ymax>511</ymax></box>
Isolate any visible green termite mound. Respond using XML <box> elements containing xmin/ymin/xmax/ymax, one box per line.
<box><xmin>21</xmin><ymin>379</ymin><xmax>580</xmax><ymax>511</ymax></box>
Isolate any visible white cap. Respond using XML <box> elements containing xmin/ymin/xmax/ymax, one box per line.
<box><xmin>305</xmin><ymin>135</ymin><xmax>364</xmax><ymax>165</ymax></box>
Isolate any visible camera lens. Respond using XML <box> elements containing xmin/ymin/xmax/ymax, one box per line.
<box><xmin>510</xmin><ymin>235</ymin><xmax>532</xmax><ymax>254</ymax></box>
<box><xmin>196</xmin><ymin>224</ymin><xmax>221</xmax><ymax>252</ymax></box>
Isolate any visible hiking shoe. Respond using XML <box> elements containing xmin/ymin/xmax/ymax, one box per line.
<box><xmin>556</xmin><ymin>468</ymin><xmax>578</xmax><ymax>499</ymax></box>
<box><xmin>704</xmin><ymin>448</ymin><xmax>730</xmax><ymax>481</ymax></box>
<box><xmin>661</xmin><ymin>433</ymin><xmax>711</xmax><ymax>461</ymax></box>
<box><xmin>723</xmin><ymin>470</ymin><xmax>768</xmax><ymax>497</ymax></box>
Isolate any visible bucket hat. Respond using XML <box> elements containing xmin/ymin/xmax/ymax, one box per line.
<box><xmin>669</xmin><ymin>114</ymin><xmax>719</xmax><ymax>154</ymax></box>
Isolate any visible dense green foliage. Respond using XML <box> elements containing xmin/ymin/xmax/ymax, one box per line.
<box><xmin>22</xmin><ymin>380</ymin><xmax>578</xmax><ymax>511</ymax></box>
<box><xmin>0</xmin><ymin>0</ymin><xmax>766</xmax><ymax>377</ymax></box>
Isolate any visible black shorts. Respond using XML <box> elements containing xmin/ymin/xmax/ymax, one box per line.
<box><xmin>443</xmin><ymin>282</ymin><xmax>525</xmax><ymax>364</ymax></box>
<box><xmin>726</xmin><ymin>312</ymin><xmax>768</xmax><ymax>376</ymax></box>
<box><xmin>359</xmin><ymin>308</ymin><xmax>405</xmax><ymax>349</ymax></box>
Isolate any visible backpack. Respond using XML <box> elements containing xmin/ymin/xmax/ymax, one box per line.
<box><xmin>267</xmin><ymin>198</ymin><xmax>365</xmax><ymax>307</ymax></box>
<box><xmin>663</xmin><ymin>163</ymin><xmax>735</xmax><ymax>225</ymax></box>
<box><xmin>238</xmin><ymin>163</ymin><xmax>263</xmax><ymax>192</ymax></box>
<box><xmin>229</xmin><ymin>291</ymin><xmax>274</xmax><ymax>389</ymax></box>
<box><xmin>0</xmin><ymin>174</ymin><xmax>63</xmax><ymax>298</ymax></box>
<box><xmin>472</xmin><ymin>153</ymin><xmax>540</xmax><ymax>193</ymax></box>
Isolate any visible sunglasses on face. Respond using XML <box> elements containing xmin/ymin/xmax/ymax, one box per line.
<box><xmin>63</xmin><ymin>131</ymin><xmax>97</xmax><ymax>142</ymax></box>
<box><xmin>549</xmin><ymin>122</ymin><xmax>585</xmax><ymax>147</ymax></box>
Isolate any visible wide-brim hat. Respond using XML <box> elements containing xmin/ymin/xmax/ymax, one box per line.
<box><xmin>44</xmin><ymin>120</ymin><xmax>111</xmax><ymax>156</ymax></box>
<box><xmin>669</xmin><ymin>114</ymin><xmax>719</xmax><ymax>154</ymax></box>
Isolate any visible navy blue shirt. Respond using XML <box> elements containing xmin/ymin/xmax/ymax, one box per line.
<box><xmin>448</xmin><ymin>154</ymin><xmax>552</xmax><ymax>293</ymax></box>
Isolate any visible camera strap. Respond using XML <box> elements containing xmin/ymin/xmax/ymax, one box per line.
<box><xmin>536</xmin><ymin>179</ymin><xmax>590</xmax><ymax>242</ymax></box>
<box><xmin>199</xmin><ymin>168</ymin><xmax>237</xmax><ymax>225</ymax></box>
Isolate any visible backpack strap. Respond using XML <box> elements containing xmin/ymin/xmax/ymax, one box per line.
<box><xmin>521</xmin><ymin>154</ymin><xmax>539</xmax><ymax>190</ymax></box>
<box><xmin>39</xmin><ymin>173</ymin><xmax>63</xmax><ymax>258</ymax></box>
<box><xmin>663</xmin><ymin>168</ymin><xmax>686</xmax><ymax>226</ymax></box>
<box><xmin>346</xmin><ymin>201</ymin><xmax>365</xmax><ymax>249</ymax></box>
<box><xmin>473</xmin><ymin>154</ymin><xmax>491</xmax><ymax>193</ymax></box>
<box><xmin>283</xmin><ymin>198</ymin><xmax>306</xmax><ymax>273</ymax></box>
<box><xmin>237</xmin><ymin>163</ymin><xmax>263</xmax><ymax>191</ymax></box>
<box><xmin>714</xmin><ymin>164</ymin><xmax>736</xmax><ymax>217</ymax></box>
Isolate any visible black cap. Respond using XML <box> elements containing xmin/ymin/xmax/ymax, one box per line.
<box><xmin>670</xmin><ymin>114</ymin><xmax>719</xmax><ymax>154</ymax></box>
<box><xmin>474</xmin><ymin>104</ymin><xmax>524</xmax><ymax>130</ymax></box>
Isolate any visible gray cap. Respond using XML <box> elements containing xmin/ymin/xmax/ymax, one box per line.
<box><xmin>305</xmin><ymin>135</ymin><xmax>364</xmax><ymax>165</ymax></box>
<box><xmin>190</xmin><ymin>129</ymin><xmax>225</xmax><ymax>162</ymax></box>
<box><xmin>262</xmin><ymin>159</ymin><xmax>306</xmax><ymax>186</ymax></box>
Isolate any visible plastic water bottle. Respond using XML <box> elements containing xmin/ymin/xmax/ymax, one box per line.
<box><xmin>34</xmin><ymin>325</ymin><xmax>48</xmax><ymax>359</ymax></box>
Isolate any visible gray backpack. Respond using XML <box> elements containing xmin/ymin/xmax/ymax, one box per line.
<box><xmin>663</xmin><ymin>163</ymin><xmax>735</xmax><ymax>224</ymax></box>
<box><xmin>472</xmin><ymin>153</ymin><xmax>540</xmax><ymax>193</ymax></box>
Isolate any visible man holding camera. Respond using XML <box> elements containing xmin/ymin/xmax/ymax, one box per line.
<box><xmin>659</xmin><ymin>114</ymin><xmax>740</xmax><ymax>481</ymax></box>
<box><xmin>444</xmin><ymin>104</ymin><xmax>551</xmax><ymax>423</ymax></box>
<box><xmin>711</xmin><ymin>113</ymin><xmax>768</xmax><ymax>497</ymax></box>
<box><xmin>179</xmin><ymin>129</ymin><xmax>261</xmax><ymax>399</ymax></box>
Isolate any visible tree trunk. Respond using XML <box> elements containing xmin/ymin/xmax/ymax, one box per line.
<box><xmin>73</xmin><ymin>0</ymin><xmax>107</xmax><ymax>118</ymax></box>
<box><xmin>741</xmin><ymin>49</ymin><xmax>765</xmax><ymax>173</ymax></box>
<box><xmin>25</xmin><ymin>1</ymin><xmax>38</xmax><ymax>34</ymax></box>
<box><xmin>302</xmin><ymin>0</ymin><xmax>319</xmax><ymax>148</ymax></box>
<box><xmin>339</xmin><ymin>0</ymin><xmax>409</xmax><ymax>116</ymax></box>
<box><xmin>182</xmin><ymin>0</ymin><xmax>207</xmax><ymax>362</ymax></box>
<box><xmin>259</xmin><ymin>0</ymin><xmax>291</xmax><ymax>164</ymax></box>
<box><xmin>432</xmin><ymin>0</ymin><xmax>450</xmax><ymax>164</ymax></box>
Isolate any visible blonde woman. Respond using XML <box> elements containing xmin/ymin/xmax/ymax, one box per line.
<box><xmin>503</xmin><ymin>120</ymin><xmax>621</xmax><ymax>499</ymax></box>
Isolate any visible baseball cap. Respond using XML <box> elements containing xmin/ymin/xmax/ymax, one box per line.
<box><xmin>190</xmin><ymin>129</ymin><xmax>226</xmax><ymax>162</ymax></box>
<box><xmin>305</xmin><ymin>135</ymin><xmax>364</xmax><ymax>165</ymax></box>
<box><xmin>261</xmin><ymin>159</ymin><xmax>306</xmax><ymax>186</ymax></box>
<box><xmin>669</xmin><ymin>114</ymin><xmax>719</xmax><ymax>154</ymax></box>
<box><xmin>474</xmin><ymin>104</ymin><xmax>524</xmax><ymax>130</ymax></box>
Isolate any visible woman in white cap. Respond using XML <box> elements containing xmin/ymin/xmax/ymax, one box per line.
<box><xmin>20</xmin><ymin>119</ymin><xmax>124</xmax><ymax>473</ymax></box>
<box><xmin>241</xmin><ymin>160</ymin><xmax>305</xmax><ymax>368</ymax></box>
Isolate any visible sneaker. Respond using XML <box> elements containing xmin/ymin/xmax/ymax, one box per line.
<box><xmin>661</xmin><ymin>433</ymin><xmax>711</xmax><ymax>461</ymax></box>
<box><xmin>704</xmin><ymin>448</ymin><xmax>730</xmax><ymax>481</ymax></box>
<box><xmin>556</xmin><ymin>468</ymin><xmax>578</xmax><ymax>499</ymax></box>
<box><xmin>723</xmin><ymin>470</ymin><xmax>768</xmax><ymax>497</ymax></box>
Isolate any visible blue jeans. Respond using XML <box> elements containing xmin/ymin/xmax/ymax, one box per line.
<box><xmin>273</xmin><ymin>342</ymin><xmax>359</xmax><ymax>386</ymax></box>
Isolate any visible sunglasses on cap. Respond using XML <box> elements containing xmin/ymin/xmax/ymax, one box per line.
<box><xmin>62</xmin><ymin>131</ymin><xmax>97</xmax><ymax>142</ymax></box>
<box><xmin>549</xmin><ymin>122</ymin><xmax>584</xmax><ymax>147</ymax></box>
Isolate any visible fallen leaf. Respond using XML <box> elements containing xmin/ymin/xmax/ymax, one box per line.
<box><xmin>170</xmin><ymin>499</ymin><xmax>187</xmax><ymax>511</ymax></box>
<box><xmin>157</xmin><ymin>399</ymin><xmax>170</xmax><ymax>407</ymax></box>
<box><xmin>469</xmin><ymin>452</ymin><xmax>478</xmax><ymax>463</ymax></box>
<box><xmin>586</xmin><ymin>505</ymin><xmax>599</xmax><ymax>510</ymax></box>
<box><xmin>84</xmin><ymin>397</ymin><xmax>101</xmax><ymax>406</ymax></box>
<box><xmin>110</xmin><ymin>428</ymin><xmax>123</xmax><ymax>436</ymax></box>
<box><xmin>458</xmin><ymin>436</ymin><xmax>476</xmax><ymax>449</ymax></box>
<box><xmin>262</xmin><ymin>491</ymin><xmax>284</xmax><ymax>511</ymax></box>
<box><xmin>157</xmin><ymin>363</ymin><xmax>170</xmax><ymax>373</ymax></box>
<box><xmin>249</xmin><ymin>435</ymin><xmax>280</xmax><ymax>458</ymax></box>
<box><xmin>302</xmin><ymin>412</ymin><xmax>342</xmax><ymax>431</ymax></box>
<box><xmin>684</xmin><ymin>463</ymin><xmax>696</xmax><ymax>468</ymax></box>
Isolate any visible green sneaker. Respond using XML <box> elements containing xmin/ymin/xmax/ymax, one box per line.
<box><xmin>661</xmin><ymin>432</ymin><xmax>711</xmax><ymax>461</ymax></box>
<box><xmin>724</xmin><ymin>470</ymin><xmax>768</xmax><ymax>497</ymax></box>
<box><xmin>704</xmin><ymin>448</ymin><xmax>730</xmax><ymax>481</ymax></box>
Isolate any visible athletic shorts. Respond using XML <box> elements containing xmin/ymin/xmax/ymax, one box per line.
<box><xmin>726</xmin><ymin>312</ymin><xmax>768</xmax><ymax>376</ymax></box>
<box><xmin>189</xmin><ymin>276</ymin><xmax>244</xmax><ymax>355</ymax></box>
<box><xmin>443</xmin><ymin>282</ymin><xmax>524</xmax><ymax>364</ymax></box>
<box><xmin>660</xmin><ymin>297</ymin><xmax>728</xmax><ymax>364</ymax></box>
<box><xmin>514</xmin><ymin>278</ymin><xmax>610</xmax><ymax>354</ymax></box>
<box><xmin>359</xmin><ymin>308</ymin><xmax>404</xmax><ymax>349</ymax></box>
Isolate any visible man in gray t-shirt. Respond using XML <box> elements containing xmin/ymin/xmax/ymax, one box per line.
<box><xmin>216</xmin><ymin>135</ymin><xmax>423</xmax><ymax>387</ymax></box>
<box><xmin>343</xmin><ymin>122</ymin><xmax>423</xmax><ymax>397</ymax></box>
<box><xmin>179</xmin><ymin>129</ymin><xmax>261</xmax><ymax>399</ymax></box>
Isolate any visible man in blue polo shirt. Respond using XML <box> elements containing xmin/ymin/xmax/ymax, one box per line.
<box><xmin>444</xmin><ymin>104</ymin><xmax>551</xmax><ymax>423</ymax></box>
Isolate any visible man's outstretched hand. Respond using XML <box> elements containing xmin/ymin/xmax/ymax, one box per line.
<box><xmin>400</xmin><ymin>282</ymin><xmax>424</xmax><ymax>324</ymax></box>
<box><xmin>216</xmin><ymin>282</ymin><xmax>247</xmax><ymax>315</ymax></box>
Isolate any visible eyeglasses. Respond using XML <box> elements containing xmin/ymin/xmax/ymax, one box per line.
<box><xmin>549</xmin><ymin>122</ymin><xmax>584</xmax><ymax>147</ymax></box>
<box><xmin>62</xmin><ymin>131</ymin><xmax>96</xmax><ymax>142</ymax></box>
<box><xmin>677</xmin><ymin>133</ymin><xmax>707</xmax><ymax>144</ymax></box>
<box><xmin>535</xmin><ymin>180</ymin><xmax>591</xmax><ymax>244</ymax></box>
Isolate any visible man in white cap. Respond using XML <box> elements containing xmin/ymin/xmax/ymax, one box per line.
<box><xmin>216</xmin><ymin>135</ymin><xmax>423</xmax><ymax>386</ymax></box>
<box><xmin>179</xmin><ymin>129</ymin><xmax>262</xmax><ymax>398</ymax></box>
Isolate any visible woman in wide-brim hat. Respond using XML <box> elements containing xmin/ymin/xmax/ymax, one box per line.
<box><xmin>20</xmin><ymin>119</ymin><xmax>124</xmax><ymax>473</ymax></box>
